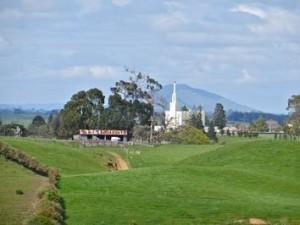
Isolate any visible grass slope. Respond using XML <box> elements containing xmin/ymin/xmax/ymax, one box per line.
<box><xmin>0</xmin><ymin>137</ymin><xmax>112</xmax><ymax>175</ymax></box>
<box><xmin>0</xmin><ymin>157</ymin><xmax>47</xmax><ymax>225</ymax></box>
<box><xmin>126</xmin><ymin>144</ymin><xmax>218</xmax><ymax>168</ymax></box>
<box><xmin>1</xmin><ymin>137</ymin><xmax>300</xmax><ymax>225</ymax></box>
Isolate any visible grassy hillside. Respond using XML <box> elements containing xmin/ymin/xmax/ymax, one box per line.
<box><xmin>0</xmin><ymin>137</ymin><xmax>112</xmax><ymax>175</ymax></box>
<box><xmin>126</xmin><ymin>144</ymin><xmax>218</xmax><ymax>168</ymax></box>
<box><xmin>1</xmin><ymin>137</ymin><xmax>300</xmax><ymax>225</ymax></box>
<box><xmin>0</xmin><ymin>156</ymin><xmax>48</xmax><ymax>225</ymax></box>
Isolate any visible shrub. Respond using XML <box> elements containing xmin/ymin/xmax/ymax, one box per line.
<box><xmin>36</xmin><ymin>198</ymin><xmax>64</xmax><ymax>224</ymax></box>
<box><xmin>48</xmin><ymin>168</ymin><xmax>60</xmax><ymax>186</ymax></box>
<box><xmin>164</xmin><ymin>125</ymin><xmax>210</xmax><ymax>145</ymax></box>
<box><xmin>0</xmin><ymin>142</ymin><xmax>49</xmax><ymax>177</ymax></box>
<box><xmin>16</xmin><ymin>189</ymin><xmax>24</xmax><ymax>195</ymax></box>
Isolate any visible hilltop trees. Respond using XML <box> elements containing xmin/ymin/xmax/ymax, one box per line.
<box><xmin>28</xmin><ymin>115</ymin><xmax>49</xmax><ymax>137</ymax></box>
<box><xmin>45</xmin><ymin>71</ymin><xmax>162</xmax><ymax>139</ymax></box>
<box><xmin>250</xmin><ymin>117</ymin><xmax>268</xmax><ymax>132</ymax></box>
<box><xmin>48</xmin><ymin>111</ymin><xmax>61</xmax><ymax>137</ymax></box>
<box><xmin>32</xmin><ymin>116</ymin><xmax>46</xmax><ymax>127</ymax></box>
<box><xmin>181</xmin><ymin>105</ymin><xmax>189</xmax><ymax>111</ymax></box>
<box><xmin>108</xmin><ymin>69</ymin><xmax>162</xmax><ymax>138</ymax></box>
<box><xmin>286</xmin><ymin>95</ymin><xmax>300</xmax><ymax>135</ymax></box>
<box><xmin>207</xmin><ymin>121</ymin><xmax>217</xmax><ymax>142</ymax></box>
<box><xmin>287</xmin><ymin>95</ymin><xmax>300</xmax><ymax>112</ymax></box>
<box><xmin>59</xmin><ymin>88</ymin><xmax>105</xmax><ymax>138</ymax></box>
<box><xmin>0</xmin><ymin>123</ymin><xmax>28</xmax><ymax>136</ymax></box>
<box><xmin>213</xmin><ymin>103</ymin><xmax>226</xmax><ymax>130</ymax></box>
<box><xmin>188</xmin><ymin>112</ymin><xmax>204</xmax><ymax>130</ymax></box>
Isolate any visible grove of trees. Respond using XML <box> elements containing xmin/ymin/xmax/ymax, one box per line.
<box><xmin>286</xmin><ymin>95</ymin><xmax>300</xmax><ymax>135</ymax></box>
<box><xmin>213</xmin><ymin>103</ymin><xmax>226</xmax><ymax>130</ymax></box>
<box><xmin>45</xmin><ymin>70</ymin><xmax>163</xmax><ymax>139</ymax></box>
<box><xmin>249</xmin><ymin>117</ymin><xmax>268</xmax><ymax>132</ymax></box>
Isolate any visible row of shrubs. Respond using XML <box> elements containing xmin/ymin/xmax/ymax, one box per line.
<box><xmin>237</xmin><ymin>131</ymin><xmax>259</xmax><ymax>138</ymax></box>
<box><xmin>0</xmin><ymin>141</ymin><xmax>64</xmax><ymax>225</ymax></box>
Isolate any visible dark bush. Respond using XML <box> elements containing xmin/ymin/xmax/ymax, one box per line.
<box><xmin>16</xmin><ymin>189</ymin><xmax>24</xmax><ymax>195</ymax></box>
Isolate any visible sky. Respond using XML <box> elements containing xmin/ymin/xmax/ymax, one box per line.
<box><xmin>0</xmin><ymin>0</ymin><xmax>299</xmax><ymax>113</ymax></box>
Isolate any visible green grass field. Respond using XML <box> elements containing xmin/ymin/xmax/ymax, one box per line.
<box><xmin>0</xmin><ymin>138</ymin><xmax>113</xmax><ymax>175</ymax></box>
<box><xmin>0</xmin><ymin>156</ymin><xmax>48</xmax><ymax>225</ymax></box>
<box><xmin>1</xmin><ymin>137</ymin><xmax>300</xmax><ymax>225</ymax></box>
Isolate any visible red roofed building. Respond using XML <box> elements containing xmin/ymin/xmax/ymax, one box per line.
<box><xmin>77</xmin><ymin>129</ymin><xmax>128</xmax><ymax>143</ymax></box>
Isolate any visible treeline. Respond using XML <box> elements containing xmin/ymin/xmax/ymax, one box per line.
<box><xmin>0</xmin><ymin>141</ymin><xmax>64</xmax><ymax>225</ymax></box>
<box><xmin>227</xmin><ymin>111</ymin><xmax>288</xmax><ymax>124</ymax></box>
<box><xmin>0</xmin><ymin>70</ymin><xmax>162</xmax><ymax>140</ymax></box>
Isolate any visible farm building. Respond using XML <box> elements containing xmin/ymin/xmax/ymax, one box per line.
<box><xmin>76</xmin><ymin>129</ymin><xmax>128</xmax><ymax>143</ymax></box>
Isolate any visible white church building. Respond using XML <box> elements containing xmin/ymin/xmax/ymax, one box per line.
<box><xmin>165</xmin><ymin>82</ymin><xmax>205</xmax><ymax>129</ymax></box>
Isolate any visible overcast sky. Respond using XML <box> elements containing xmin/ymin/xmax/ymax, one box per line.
<box><xmin>0</xmin><ymin>0</ymin><xmax>299</xmax><ymax>113</ymax></box>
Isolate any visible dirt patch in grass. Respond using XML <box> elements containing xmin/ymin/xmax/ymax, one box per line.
<box><xmin>107</xmin><ymin>152</ymin><xmax>129</xmax><ymax>171</ymax></box>
<box><xmin>30</xmin><ymin>177</ymin><xmax>49</xmax><ymax>213</ymax></box>
<box><xmin>249</xmin><ymin>218</ymin><xmax>268</xmax><ymax>225</ymax></box>
<box><xmin>234</xmin><ymin>218</ymin><xmax>268</xmax><ymax>225</ymax></box>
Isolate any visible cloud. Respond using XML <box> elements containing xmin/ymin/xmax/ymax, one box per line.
<box><xmin>249</xmin><ymin>9</ymin><xmax>300</xmax><ymax>35</ymax></box>
<box><xmin>62</xmin><ymin>65</ymin><xmax>119</xmax><ymax>79</ymax></box>
<box><xmin>111</xmin><ymin>0</ymin><xmax>130</xmax><ymax>7</ymax></box>
<box><xmin>78</xmin><ymin>0</ymin><xmax>102</xmax><ymax>14</ymax></box>
<box><xmin>231</xmin><ymin>4</ymin><xmax>300</xmax><ymax>35</ymax></box>
<box><xmin>151</xmin><ymin>12</ymin><xmax>189</xmax><ymax>31</ymax></box>
<box><xmin>231</xmin><ymin>4</ymin><xmax>266</xmax><ymax>19</ymax></box>
<box><xmin>235</xmin><ymin>70</ymin><xmax>255</xmax><ymax>84</ymax></box>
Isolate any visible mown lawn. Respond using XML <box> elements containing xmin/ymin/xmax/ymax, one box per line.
<box><xmin>0</xmin><ymin>156</ymin><xmax>47</xmax><ymax>225</ymax></box>
<box><xmin>1</xmin><ymin>137</ymin><xmax>300</xmax><ymax>225</ymax></box>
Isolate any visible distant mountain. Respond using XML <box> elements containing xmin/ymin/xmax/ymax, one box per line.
<box><xmin>0</xmin><ymin>85</ymin><xmax>255</xmax><ymax>113</ymax></box>
<box><xmin>0</xmin><ymin>103</ymin><xmax>63</xmax><ymax>111</ymax></box>
<box><xmin>156</xmin><ymin>84</ymin><xmax>256</xmax><ymax>113</ymax></box>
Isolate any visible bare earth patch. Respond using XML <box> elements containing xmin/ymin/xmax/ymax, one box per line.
<box><xmin>107</xmin><ymin>152</ymin><xmax>129</xmax><ymax>171</ymax></box>
<box><xmin>234</xmin><ymin>218</ymin><xmax>268</xmax><ymax>225</ymax></box>
<box><xmin>249</xmin><ymin>218</ymin><xmax>268</xmax><ymax>225</ymax></box>
<box><xmin>30</xmin><ymin>177</ymin><xmax>49</xmax><ymax>212</ymax></box>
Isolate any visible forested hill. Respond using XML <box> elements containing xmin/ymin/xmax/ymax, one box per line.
<box><xmin>227</xmin><ymin>111</ymin><xmax>288</xmax><ymax>124</ymax></box>
<box><xmin>156</xmin><ymin>84</ymin><xmax>255</xmax><ymax>112</ymax></box>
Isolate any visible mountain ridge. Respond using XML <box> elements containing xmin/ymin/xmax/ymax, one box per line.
<box><xmin>156</xmin><ymin>84</ymin><xmax>257</xmax><ymax>113</ymax></box>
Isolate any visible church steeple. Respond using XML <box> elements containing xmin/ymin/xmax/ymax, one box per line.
<box><xmin>172</xmin><ymin>81</ymin><xmax>177</xmax><ymax>103</ymax></box>
<box><xmin>170</xmin><ymin>81</ymin><xmax>177</xmax><ymax>114</ymax></box>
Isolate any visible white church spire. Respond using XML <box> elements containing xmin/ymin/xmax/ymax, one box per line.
<box><xmin>165</xmin><ymin>81</ymin><xmax>206</xmax><ymax>129</ymax></box>
<box><xmin>170</xmin><ymin>81</ymin><xmax>177</xmax><ymax>113</ymax></box>
<box><xmin>172</xmin><ymin>81</ymin><xmax>176</xmax><ymax>103</ymax></box>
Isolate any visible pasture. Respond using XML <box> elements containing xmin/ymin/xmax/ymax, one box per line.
<box><xmin>0</xmin><ymin>156</ymin><xmax>48</xmax><ymax>225</ymax></box>
<box><xmin>1</xmin><ymin>137</ymin><xmax>300</xmax><ymax>225</ymax></box>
